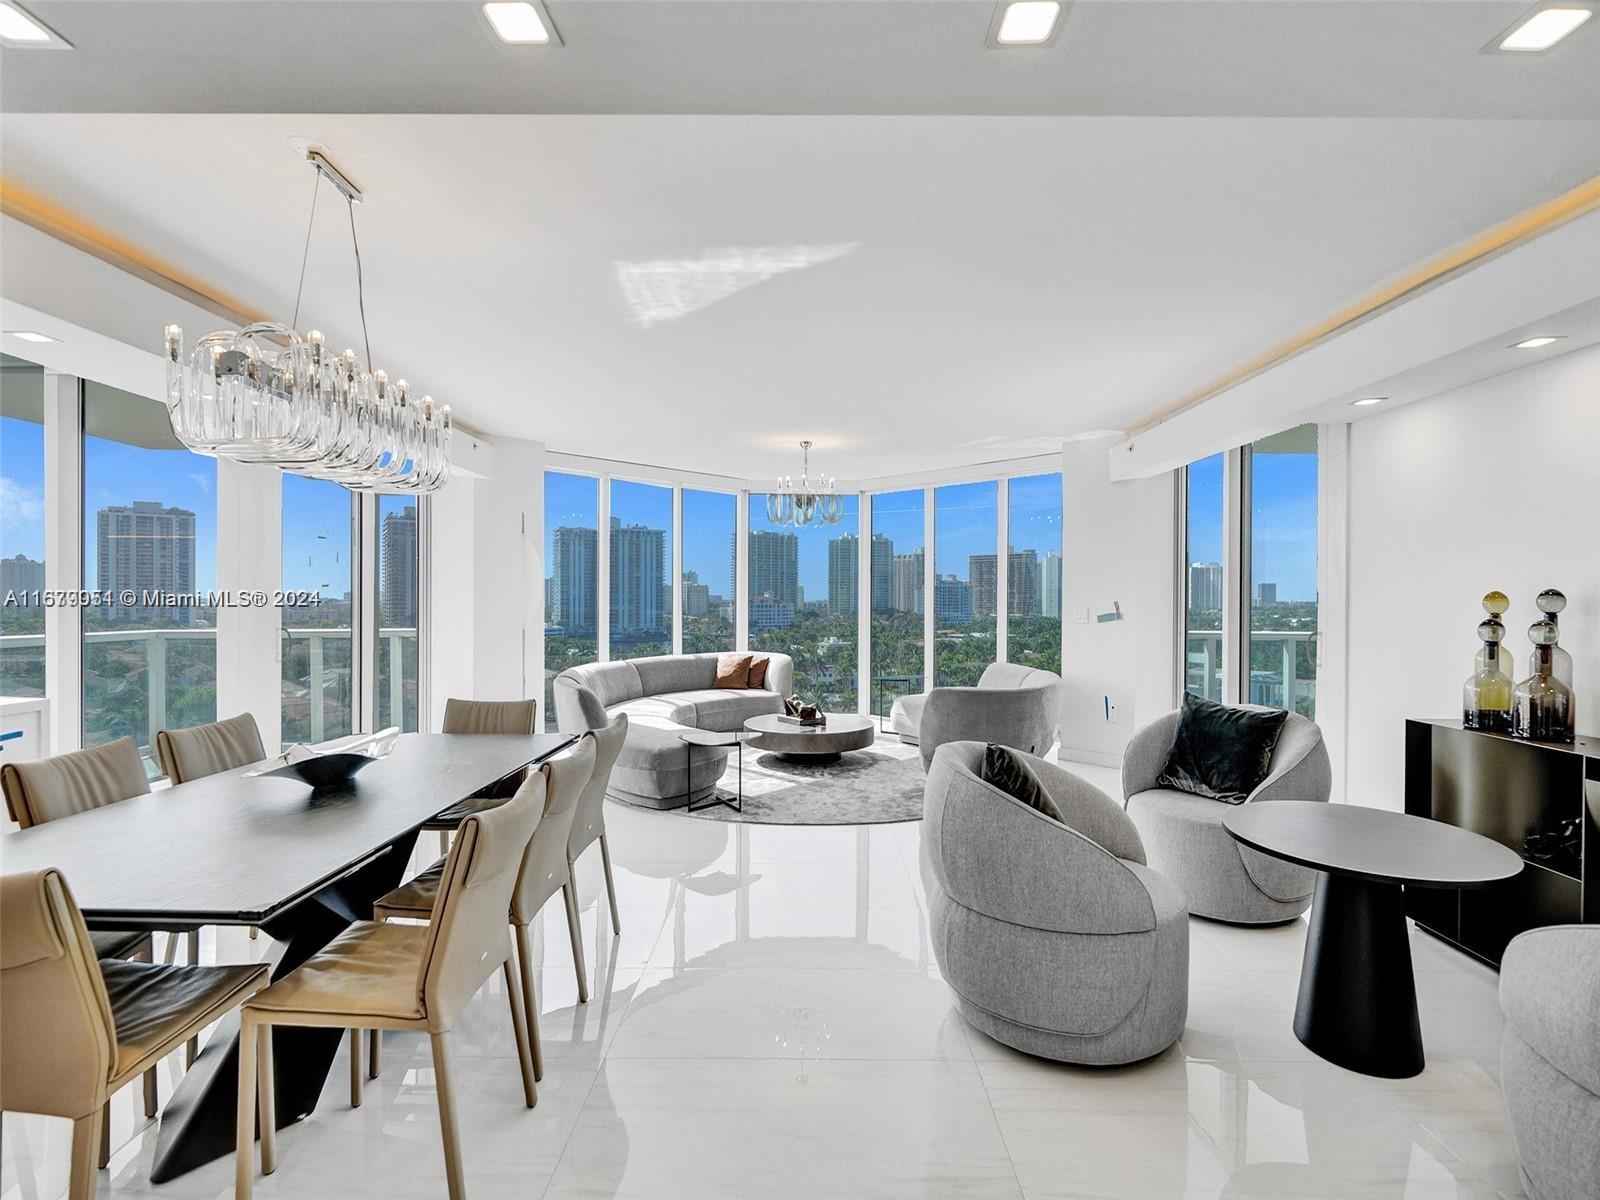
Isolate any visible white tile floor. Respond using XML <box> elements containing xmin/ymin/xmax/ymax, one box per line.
<box><xmin>1</xmin><ymin>760</ymin><xmax>1527</xmax><ymax>1200</ymax></box>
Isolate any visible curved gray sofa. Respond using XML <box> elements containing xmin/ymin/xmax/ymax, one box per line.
<box><xmin>1122</xmin><ymin>705</ymin><xmax>1331</xmax><ymax>925</ymax></box>
<box><xmin>921</xmin><ymin>741</ymin><xmax>1189</xmax><ymax>1065</ymax></box>
<box><xmin>891</xmin><ymin>662</ymin><xmax>1062</xmax><ymax>772</ymax></box>
<box><xmin>1500</xmin><ymin>925</ymin><xmax>1600</xmax><ymax>1200</ymax></box>
<box><xmin>553</xmin><ymin>653</ymin><xmax>793</xmax><ymax>809</ymax></box>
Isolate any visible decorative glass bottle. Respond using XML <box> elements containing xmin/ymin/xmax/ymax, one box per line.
<box><xmin>1512</xmin><ymin>620</ymin><xmax>1575</xmax><ymax>743</ymax></box>
<box><xmin>1535</xmin><ymin>589</ymin><xmax>1574</xmax><ymax>690</ymax></box>
<box><xmin>1475</xmin><ymin>591</ymin><xmax>1510</xmax><ymax>678</ymax></box>
<box><xmin>1464</xmin><ymin>619</ymin><xmax>1513</xmax><ymax>732</ymax></box>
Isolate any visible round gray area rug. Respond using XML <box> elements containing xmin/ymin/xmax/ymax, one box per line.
<box><xmin>616</xmin><ymin>738</ymin><xmax>927</xmax><ymax>826</ymax></box>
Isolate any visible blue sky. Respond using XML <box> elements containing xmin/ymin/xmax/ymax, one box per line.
<box><xmin>1187</xmin><ymin>450</ymin><xmax>1319</xmax><ymax>602</ymax></box>
<box><xmin>282</xmin><ymin>473</ymin><xmax>353</xmax><ymax>597</ymax></box>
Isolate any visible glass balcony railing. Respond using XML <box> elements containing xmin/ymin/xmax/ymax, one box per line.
<box><xmin>1</xmin><ymin>626</ymin><xmax>418</xmax><ymax>772</ymax></box>
<box><xmin>1185</xmin><ymin>629</ymin><xmax>1317</xmax><ymax>717</ymax></box>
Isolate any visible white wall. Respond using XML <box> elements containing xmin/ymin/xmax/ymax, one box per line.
<box><xmin>1345</xmin><ymin>345</ymin><xmax>1600</xmax><ymax>811</ymax></box>
<box><xmin>1058</xmin><ymin>440</ymin><xmax>1177</xmax><ymax>765</ymax></box>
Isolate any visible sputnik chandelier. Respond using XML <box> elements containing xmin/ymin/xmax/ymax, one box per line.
<box><xmin>766</xmin><ymin>440</ymin><xmax>844</xmax><ymax>528</ymax></box>
<box><xmin>162</xmin><ymin>150</ymin><xmax>451</xmax><ymax>493</ymax></box>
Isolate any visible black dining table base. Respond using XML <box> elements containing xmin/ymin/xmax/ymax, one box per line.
<box><xmin>1292</xmin><ymin>871</ymin><xmax>1424</xmax><ymax>1080</ymax></box>
<box><xmin>149</xmin><ymin>832</ymin><xmax>420</xmax><ymax>1182</ymax></box>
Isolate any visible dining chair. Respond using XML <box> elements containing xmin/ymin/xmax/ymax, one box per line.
<box><xmin>424</xmin><ymin>697</ymin><xmax>540</xmax><ymax>853</ymax></box>
<box><xmin>0</xmin><ymin>868</ymin><xmax>268</xmax><ymax>1199</ymax></box>
<box><xmin>1</xmin><ymin>736</ymin><xmax>205</xmax><ymax>1088</ymax></box>
<box><xmin>566</xmin><ymin>712</ymin><xmax>627</xmax><ymax>939</ymax></box>
<box><xmin>374</xmin><ymin>734</ymin><xmax>598</xmax><ymax>1090</ymax></box>
<box><xmin>234</xmin><ymin>772</ymin><xmax>543</xmax><ymax>1200</ymax></box>
<box><xmin>155</xmin><ymin>712</ymin><xmax>268</xmax><ymax>940</ymax></box>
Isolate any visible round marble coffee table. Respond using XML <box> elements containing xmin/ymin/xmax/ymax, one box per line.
<box><xmin>743</xmin><ymin>713</ymin><xmax>875</xmax><ymax>764</ymax></box>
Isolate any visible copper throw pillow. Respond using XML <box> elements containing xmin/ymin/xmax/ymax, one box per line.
<box><xmin>1156</xmin><ymin>692</ymin><xmax>1289</xmax><ymax>803</ymax></box>
<box><xmin>714</xmin><ymin>653</ymin><xmax>753</xmax><ymax>689</ymax></box>
<box><xmin>747</xmin><ymin>655</ymin><xmax>770</xmax><ymax>688</ymax></box>
<box><xmin>979</xmin><ymin>743</ymin><xmax>1062</xmax><ymax>822</ymax></box>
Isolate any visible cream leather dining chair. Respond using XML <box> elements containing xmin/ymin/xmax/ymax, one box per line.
<box><xmin>0</xmin><ymin>869</ymin><xmax>268</xmax><ymax>1199</ymax></box>
<box><xmin>425</xmin><ymin>697</ymin><xmax>540</xmax><ymax>853</ymax></box>
<box><xmin>374</xmin><ymin>735</ymin><xmax>598</xmax><ymax>1088</ymax></box>
<box><xmin>156</xmin><ymin>712</ymin><xmax>268</xmax><ymax>941</ymax></box>
<box><xmin>234</xmin><ymin>773</ymin><xmax>543</xmax><ymax>1200</ymax></box>
<box><xmin>0</xmin><ymin>736</ymin><xmax>203</xmax><ymax>1104</ymax></box>
<box><xmin>566</xmin><ymin>713</ymin><xmax>627</xmax><ymax>939</ymax></box>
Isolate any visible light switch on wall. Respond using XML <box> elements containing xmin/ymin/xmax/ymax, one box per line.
<box><xmin>1074</xmin><ymin>608</ymin><xmax>1090</xmax><ymax>624</ymax></box>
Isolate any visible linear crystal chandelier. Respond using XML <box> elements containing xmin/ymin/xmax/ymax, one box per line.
<box><xmin>765</xmin><ymin>440</ymin><xmax>844</xmax><ymax>528</ymax></box>
<box><xmin>162</xmin><ymin>150</ymin><xmax>451</xmax><ymax>493</ymax></box>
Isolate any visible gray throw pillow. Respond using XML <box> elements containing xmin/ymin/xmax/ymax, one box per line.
<box><xmin>979</xmin><ymin>744</ymin><xmax>1062</xmax><ymax>822</ymax></box>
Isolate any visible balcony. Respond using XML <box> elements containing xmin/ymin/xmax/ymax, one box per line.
<box><xmin>1185</xmin><ymin>629</ymin><xmax>1318</xmax><ymax>716</ymax></box>
<box><xmin>0</xmin><ymin>626</ymin><xmax>417</xmax><ymax>772</ymax></box>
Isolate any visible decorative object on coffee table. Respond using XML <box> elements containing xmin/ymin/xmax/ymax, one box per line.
<box><xmin>780</xmin><ymin>696</ymin><xmax>826</xmax><ymax>726</ymax></box>
<box><xmin>1513</xmin><ymin>619</ymin><xmax>1575</xmax><ymax>743</ymax></box>
<box><xmin>1223</xmin><ymin>800</ymin><xmax>1522</xmax><ymax>1078</ymax></box>
<box><xmin>744</xmin><ymin>713</ymin><xmax>875</xmax><ymax>763</ymax></box>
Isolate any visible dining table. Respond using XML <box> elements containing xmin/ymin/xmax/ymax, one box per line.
<box><xmin>0</xmin><ymin>730</ymin><xmax>575</xmax><ymax>1182</ymax></box>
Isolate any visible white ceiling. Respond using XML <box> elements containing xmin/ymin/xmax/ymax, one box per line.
<box><xmin>1</xmin><ymin>4</ymin><xmax>1597</xmax><ymax>478</ymax></box>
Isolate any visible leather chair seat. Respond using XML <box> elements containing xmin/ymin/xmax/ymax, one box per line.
<box><xmin>91</xmin><ymin>929</ymin><xmax>153</xmax><ymax>961</ymax></box>
<box><xmin>101</xmin><ymin>958</ymin><xmax>269</xmax><ymax>1081</ymax></box>
<box><xmin>247</xmin><ymin>921</ymin><xmax>427</xmax><ymax>1022</ymax></box>
<box><xmin>374</xmin><ymin>857</ymin><xmax>448</xmax><ymax>919</ymax></box>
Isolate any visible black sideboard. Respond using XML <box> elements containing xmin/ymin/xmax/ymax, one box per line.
<box><xmin>1403</xmin><ymin>719</ymin><xmax>1598</xmax><ymax>968</ymax></box>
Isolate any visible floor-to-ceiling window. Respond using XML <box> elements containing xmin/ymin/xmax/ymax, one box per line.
<box><xmin>375</xmin><ymin>494</ymin><xmax>420</xmax><ymax>732</ymax></box>
<box><xmin>748</xmin><ymin>494</ymin><xmax>859</xmax><ymax>711</ymax></box>
<box><xmin>933</xmin><ymin>481</ymin><xmax>996</xmax><ymax>687</ymax></box>
<box><xmin>868</xmin><ymin>489</ymin><xmax>923</xmax><ymax>718</ymax></box>
<box><xmin>1247</xmin><ymin>425</ymin><xmax>1318</xmax><ymax>717</ymax></box>
<box><xmin>82</xmin><ymin>380</ymin><xmax>217</xmax><ymax>772</ymax></box>
<box><xmin>1182</xmin><ymin>453</ymin><xmax>1225</xmax><ymax>701</ymax></box>
<box><xmin>282</xmin><ymin>475</ymin><xmax>354</xmax><ymax>745</ymax></box>
<box><xmin>609</xmin><ymin>479</ymin><xmax>672</xmax><ymax>660</ymax></box>
<box><xmin>1006</xmin><ymin>472</ymin><xmax>1062</xmax><ymax>674</ymax></box>
<box><xmin>0</xmin><ymin>356</ymin><xmax>47</xmax><ymax>698</ymax></box>
<box><xmin>544</xmin><ymin>471</ymin><xmax>599</xmax><ymax>729</ymax></box>
<box><xmin>681</xmin><ymin>488</ymin><xmax>735</xmax><ymax>654</ymax></box>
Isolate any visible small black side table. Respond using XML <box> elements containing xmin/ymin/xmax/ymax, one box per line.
<box><xmin>1223</xmin><ymin>801</ymin><xmax>1522</xmax><ymax>1078</ymax></box>
<box><xmin>678</xmin><ymin>729</ymin><xmax>748</xmax><ymax>814</ymax></box>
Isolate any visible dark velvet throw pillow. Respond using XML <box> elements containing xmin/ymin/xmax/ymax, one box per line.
<box><xmin>1156</xmin><ymin>692</ymin><xmax>1289</xmax><ymax>803</ymax></box>
<box><xmin>979</xmin><ymin>743</ymin><xmax>1062</xmax><ymax>822</ymax></box>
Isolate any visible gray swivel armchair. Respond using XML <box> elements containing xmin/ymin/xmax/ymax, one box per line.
<box><xmin>895</xmin><ymin>662</ymin><xmax>1062</xmax><ymax>773</ymax></box>
<box><xmin>1499</xmin><ymin>925</ymin><xmax>1600</xmax><ymax>1200</ymax></box>
<box><xmin>921</xmin><ymin>741</ymin><xmax>1188</xmax><ymax>1065</ymax></box>
<box><xmin>1122</xmin><ymin>705</ymin><xmax>1330</xmax><ymax>924</ymax></box>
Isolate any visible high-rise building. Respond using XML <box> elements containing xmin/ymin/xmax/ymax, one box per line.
<box><xmin>749</xmin><ymin>595</ymin><xmax>795</xmax><ymax>630</ymax></box>
<box><xmin>828</xmin><ymin>533</ymin><xmax>857</xmax><ymax>615</ymax></box>
<box><xmin>934</xmin><ymin>575</ymin><xmax>972</xmax><ymax>626</ymax></box>
<box><xmin>97</xmin><ymin>500</ymin><xmax>197</xmax><ymax>624</ymax></box>
<box><xmin>0</xmin><ymin>553</ymin><xmax>45</xmax><ymax>600</ymax></box>
<box><xmin>869</xmin><ymin>534</ymin><xmax>893</xmax><ymax>612</ymax></box>
<box><xmin>749</xmin><ymin>529</ymin><xmax>799</xmax><ymax>610</ymax></box>
<box><xmin>682</xmin><ymin>569</ymin><xmax>711</xmax><ymax>617</ymax></box>
<box><xmin>969</xmin><ymin>550</ymin><xmax>1040</xmax><ymax>617</ymax></box>
<box><xmin>1256</xmin><ymin>581</ymin><xmax>1278</xmax><ymax>606</ymax></box>
<box><xmin>892</xmin><ymin>550</ymin><xmax>924</xmax><ymax>615</ymax></box>
<box><xmin>610</xmin><ymin>517</ymin><xmax>666</xmax><ymax>633</ymax></box>
<box><xmin>1041</xmin><ymin>551</ymin><xmax>1062</xmax><ymax>619</ymax></box>
<box><xmin>380</xmin><ymin>503</ymin><xmax>419</xmax><ymax>627</ymax></box>
<box><xmin>551</xmin><ymin>525</ymin><xmax>598</xmax><ymax>633</ymax></box>
<box><xmin>1189</xmin><ymin>562</ymin><xmax>1223</xmax><ymax>611</ymax></box>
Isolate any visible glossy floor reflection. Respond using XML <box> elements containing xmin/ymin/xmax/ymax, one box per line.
<box><xmin>1</xmin><ymin>760</ymin><xmax>1525</xmax><ymax>1199</ymax></box>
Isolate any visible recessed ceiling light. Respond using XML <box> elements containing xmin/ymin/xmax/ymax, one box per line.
<box><xmin>483</xmin><ymin>2</ymin><xmax>550</xmax><ymax>44</ymax></box>
<box><xmin>996</xmin><ymin>1</ymin><xmax>1062</xmax><ymax>45</ymax></box>
<box><xmin>0</xmin><ymin>2</ymin><xmax>67</xmax><ymax>46</ymax></box>
<box><xmin>1351</xmin><ymin>396</ymin><xmax>1386</xmax><ymax>407</ymax></box>
<box><xmin>7</xmin><ymin>330</ymin><xmax>59</xmax><ymax>344</ymax></box>
<box><xmin>1511</xmin><ymin>336</ymin><xmax>1563</xmax><ymax>349</ymax></box>
<box><xmin>1496</xmin><ymin>5</ymin><xmax>1593</xmax><ymax>51</ymax></box>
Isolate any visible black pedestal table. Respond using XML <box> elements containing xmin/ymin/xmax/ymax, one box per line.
<box><xmin>0</xmin><ymin>731</ymin><xmax>575</xmax><ymax>1180</ymax></box>
<box><xmin>1222</xmin><ymin>800</ymin><xmax>1522</xmax><ymax>1078</ymax></box>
